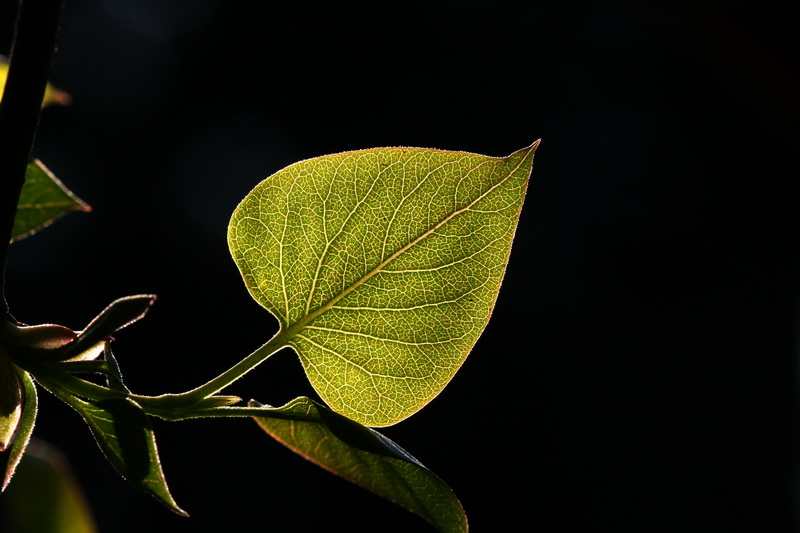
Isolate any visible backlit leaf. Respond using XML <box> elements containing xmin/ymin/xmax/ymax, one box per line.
<box><xmin>59</xmin><ymin>394</ymin><xmax>186</xmax><ymax>516</ymax></box>
<box><xmin>55</xmin><ymin>294</ymin><xmax>156</xmax><ymax>362</ymax></box>
<box><xmin>11</xmin><ymin>159</ymin><xmax>90</xmax><ymax>243</ymax></box>
<box><xmin>0</xmin><ymin>348</ymin><xmax>22</xmax><ymax>451</ymax></box>
<box><xmin>230</xmin><ymin>143</ymin><xmax>537</xmax><ymax>426</ymax></box>
<box><xmin>2</xmin><ymin>367</ymin><xmax>37</xmax><ymax>490</ymax></box>
<box><xmin>252</xmin><ymin>397</ymin><xmax>467</xmax><ymax>533</ymax></box>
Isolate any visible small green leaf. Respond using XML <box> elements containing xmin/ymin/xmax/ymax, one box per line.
<box><xmin>58</xmin><ymin>394</ymin><xmax>186</xmax><ymax>516</ymax></box>
<box><xmin>10</xmin><ymin>159</ymin><xmax>90</xmax><ymax>243</ymax></box>
<box><xmin>3</xmin><ymin>323</ymin><xmax>77</xmax><ymax>351</ymax></box>
<box><xmin>230</xmin><ymin>143</ymin><xmax>538</xmax><ymax>426</ymax></box>
<box><xmin>1</xmin><ymin>439</ymin><xmax>97</xmax><ymax>533</ymax></box>
<box><xmin>56</xmin><ymin>294</ymin><xmax>156</xmax><ymax>362</ymax></box>
<box><xmin>252</xmin><ymin>397</ymin><xmax>467</xmax><ymax>533</ymax></box>
<box><xmin>2</xmin><ymin>367</ymin><xmax>37</xmax><ymax>490</ymax></box>
<box><xmin>0</xmin><ymin>348</ymin><xmax>22</xmax><ymax>451</ymax></box>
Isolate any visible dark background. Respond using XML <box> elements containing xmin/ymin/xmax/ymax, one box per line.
<box><xmin>2</xmin><ymin>1</ymin><xmax>798</xmax><ymax>532</ymax></box>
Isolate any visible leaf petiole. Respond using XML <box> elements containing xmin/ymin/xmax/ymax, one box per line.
<box><xmin>130</xmin><ymin>329</ymin><xmax>289</xmax><ymax>411</ymax></box>
<box><xmin>9</xmin><ymin>349</ymin><xmax>124</xmax><ymax>404</ymax></box>
<box><xmin>55</xmin><ymin>360</ymin><xmax>111</xmax><ymax>375</ymax></box>
<box><xmin>140</xmin><ymin>404</ymin><xmax>309</xmax><ymax>422</ymax></box>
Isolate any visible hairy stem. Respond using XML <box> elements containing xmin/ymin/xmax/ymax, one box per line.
<box><xmin>0</xmin><ymin>0</ymin><xmax>63</xmax><ymax>317</ymax></box>
<box><xmin>151</xmin><ymin>405</ymin><xmax>315</xmax><ymax>422</ymax></box>
<box><xmin>131</xmin><ymin>330</ymin><xmax>290</xmax><ymax>409</ymax></box>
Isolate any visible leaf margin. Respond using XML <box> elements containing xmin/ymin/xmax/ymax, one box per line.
<box><xmin>230</xmin><ymin>142</ymin><xmax>539</xmax><ymax>427</ymax></box>
<box><xmin>10</xmin><ymin>158</ymin><xmax>90</xmax><ymax>243</ymax></box>
<box><xmin>251</xmin><ymin>396</ymin><xmax>468</xmax><ymax>533</ymax></box>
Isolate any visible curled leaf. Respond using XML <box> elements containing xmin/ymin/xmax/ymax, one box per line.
<box><xmin>2</xmin><ymin>367</ymin><xmax>37</xmax><ymax>490</ymax></box>
<box><xmin>0</xmin><ymin>348</ymin><xmax>22</xmax><ymax>451</ymax></box>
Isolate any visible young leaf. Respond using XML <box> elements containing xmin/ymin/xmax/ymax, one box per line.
<box><xmin>11</xmin><ymin>159</ymin><xmax>90</xmax><ymax>243</ymax></box>
<box><xmin>229</xmin><ymin>143</ymin><xmax>538</xmax><ymax>426</ymax></box>
<box><xmin>58</xmin><ymin>394</ymin><xmax>186</xmax><ymax>516</ymax></box>
<box><xmin>252</xmin><ymin>397</ymin><xmax>467</xmax><ymax>533</ymax></box>
<box><xmin>0</xmin><ymin>348</ymin><xmax>23</xmax><ymax>451</ymax></box>
<box><xmin>3</xmin><ymin>323</ymin><xmax>77</xmax><ymax>351</ymax></box>
<box><xmin>2</xmin><ymin>367</ymin><xmax>37</xmax><ymax>490</ymax></box>
<box><xmin>55</xmin><ymin>294</ymin><xmax>156</xmax><ymax>362</ymax></box>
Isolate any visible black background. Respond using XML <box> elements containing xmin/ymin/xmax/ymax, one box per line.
<box><xmin>1</xmin><ymin>1</ymin><xmax>798</xmax><ymax>532</ymax></box>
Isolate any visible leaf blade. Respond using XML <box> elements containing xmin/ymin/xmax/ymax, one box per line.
<box><xmin>56</xmin><ymin>294</ymin><xmax>156</xmax><ymax>362</ymax></box>
<box><xmin>11</xmin><ymin>159</ymin><xmax>90</xmax><ymax>243</ymax></box>
<box><xmin>2</xmin><ymin>367</ymin><xmax>37</xmax><ymax>490</ymax></box>
<box><xmin>59</xmin><ymin>394</ymin><xmax>186</xmax><ymax>516</ymax></box>
<box><xmin>230</xmin><ymin>143</ymin><xmax>537</xmax><ymax>426</ymax></box>
<box><xmin>252</xmin><ymin>397</ymin><xmax>467</xmax><ymax>533</ymax></box>
<box><xmin>0</xmin><ymin>348</ymin><xmax>22</xmax><ymax>451</ymax></box>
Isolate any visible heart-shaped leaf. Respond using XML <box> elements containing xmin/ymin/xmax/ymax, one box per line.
<box><xmin>10</xmin><ymin>159</ymin><xmax>90</xmax><ymax>243</ymax></box>
<box><xmin>252</xmin><ymin>397</ymin><xmax>467</xmax><ymax>533</ymax></box>
<box><xmin>229</xmin><ymin>143</ymin><xmax>537</xmax><ymax>426</ymax></box>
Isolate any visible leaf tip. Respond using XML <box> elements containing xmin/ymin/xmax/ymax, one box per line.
<box><xmin>112</xmin><ymin>294</ymin><xmax>159</xmax><ymax>323</ymax></box>
<box><xmin>45</xmin><ymin>88</ymin><xmax>72</xmax><ymax>107</ymax></box>
<box><xmin>173</xmin><ymin>506</ymin><xmax>190</xmax><ymax>518</ymax></box>
<box><xmin>519</xmin><ymin>139</ymin><xmax>541</xmax><ymax>156</ymax></box>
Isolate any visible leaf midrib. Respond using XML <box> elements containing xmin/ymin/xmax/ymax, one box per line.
<box><xmin>280</xmin><ymin>148</ymin><xmax>533</xmax><ymax>343</ymax></box>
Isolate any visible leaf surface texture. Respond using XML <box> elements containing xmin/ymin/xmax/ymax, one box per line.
<box><xmin>11</xmin><ymin>160</ymin><xmax>89</xmax><ymax>243</ymax></box>
<box><xmin>230</xmin><ymin>144</ymin><xmax>537</xmax><ymax>426</ymax></box>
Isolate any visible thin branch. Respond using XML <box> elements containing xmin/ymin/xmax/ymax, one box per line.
<box><xmin>0</xmin><ymin>0</ymin><xmax>64</xmax><ymax>318</ymax></box>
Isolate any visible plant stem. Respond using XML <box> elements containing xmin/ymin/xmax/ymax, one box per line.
<box><xmin>154</xmin><ymin>405</ymin><xmax>314</xmax><ymax>422</ymax></box>
<box><xmin>0</xmin><ymin>0</ymin><xmax>63</xmax><ymax>317</ymax></box>
<box><xmin>10</xmin><ymin>348</ymin><xmax>124</xmax><ymax>403</ymax></box>
<box><xmin>131</xmin><ymin>330</ymin><xmax>290</xmax><ymax>409</ymax></box>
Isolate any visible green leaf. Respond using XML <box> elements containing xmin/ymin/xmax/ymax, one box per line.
<box><xmin>56</xmin><ymin>294</ymin><xmax>156</xmax><ymax>362</ymax></box>
<box><xmin>229</xmin><ymin>143</ymin><xmax>538</xmax><ymax>426</ymax></box>
<box><xmin>1</xmin><ymin>439</ymin><xmax>97</xmax><ymax>533</ymax></box>
<box><xmin>3</xmin><ymin>323</ymin><xmax>77</xmax><ymax>351</ymax></box>
<box><xmin>58</xmin><ymin>394</ymin><xmax>186</xmax><ymax>516</ymax></box>
<box><xmin>252</xmin><ymin>397</ymin><xmax>467</xmax><ymax>533</ymax></box>
<box><xmin>10</xmin><ymin>159</ymin><xmax>90</xmax><ymax>243</ymax></box>
<box><xmin>0</xmin><ymin>348</ymin><xmax>22</xmax><ymax>451</ymax></box>
<box><xmin>2</xmin><ymin>367</ymin><xmax>37</xmax><ymax>490</ymax></box>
